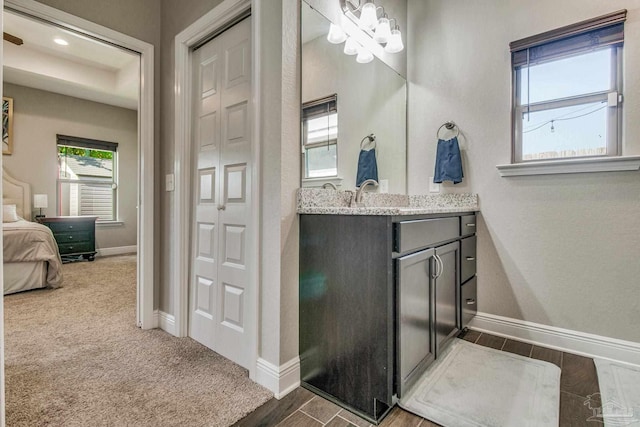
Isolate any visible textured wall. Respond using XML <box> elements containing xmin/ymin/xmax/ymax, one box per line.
<box><xmin>3</xmin><ymin>83</ymin><xmax>138</xmax><ymax>249</ymax></box>
<box><xmin>407</xmin><ymin>0</ymin><xmax>640</xmax><ymax>342</ymax></box>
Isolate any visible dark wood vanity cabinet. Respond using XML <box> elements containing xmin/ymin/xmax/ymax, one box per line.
<box><xmin>299</xmin><ymin>212</ymin><xmax>478</xmax><ymax>423</ymax></box>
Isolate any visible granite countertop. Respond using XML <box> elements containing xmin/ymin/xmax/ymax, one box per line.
<box><xmin>297</xmin><ymin>189</ymin><xmax>478</xmax><ymax>216</ymax></box>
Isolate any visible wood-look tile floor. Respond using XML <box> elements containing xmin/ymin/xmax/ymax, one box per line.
<box><xmin>234</xmin><ymin>331</ymin><xmax>602</xmax><ymax>427</ymax></box>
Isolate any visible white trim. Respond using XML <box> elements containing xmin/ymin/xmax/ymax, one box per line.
<box><xmin>172</xmin><ymin>0</ymin><xmax>259</xmax><ymax>378</ymax></box>
<box><xmin>154</xmin><ymin>310</ymin><xmax>177</xmax><ymax>336</ymax></box>
<box><xmin>470</xmin><ymin>312</ymin><xmax>640</xmax><ymax>366</ymax></box>
<box><xmin>496</xmin><ymin>155</ymin><xmax>640</xmax><ymax>177</ymax></box>
<box><xmin>96</xmin><ymin>245</ymin><xmax>137</xmax><ymax>257</ymax></box>
<box><xmin>255</xmin><ymin>357</ymin><xmax>301</xmax><ymax>399</ymax></box>
<box><xmin>4</xmin><ymin>0</ymin><xmax>155</xmax><ymax>331</ymax></box>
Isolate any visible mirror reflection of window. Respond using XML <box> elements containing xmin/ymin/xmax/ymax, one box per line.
<box><xmin>302</xmin><ymin>95</ymin><xmax>338</xmax><ymax>178</ymax></box>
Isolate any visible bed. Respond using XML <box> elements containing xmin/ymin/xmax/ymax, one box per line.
<box><xmin>3</xmin><ymin>169</ymin><xmax>63</xmax><ymax>294</ymax></box>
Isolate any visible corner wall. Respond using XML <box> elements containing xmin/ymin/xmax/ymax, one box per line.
<box><xmin>407</xmin><ymin>0</ymin><xmax>640</xmax><ymax>343</ymax></box>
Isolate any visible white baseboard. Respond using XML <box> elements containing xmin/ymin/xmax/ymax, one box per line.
<box><xmin>96</xmin><ymin>245</ymin><xmax>137</xmax><ymax>257</ymax></box>
<box><xmin>255</xmin><ymin>356</ymin><xmax>300</xmax><ymax>399</ymax></box>
<box><xmin>154</xmin><ymin>310</ymin><xmax>176</xmax><ymax>336</ymax></box>
<box><xmin>470</xmin><ymin>312</ymin><xmax>640</xmax><ymax>366</ymax></box>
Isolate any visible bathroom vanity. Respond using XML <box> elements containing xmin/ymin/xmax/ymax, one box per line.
<box><xmin>298</xmin><ymin>190</ymin><xmax>478</xmax><ymax>423</ymax></box>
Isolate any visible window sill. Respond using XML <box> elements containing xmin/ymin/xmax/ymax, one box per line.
<box><xmin>496</xmin><ymin>156</ymin><xmax>640</xmax><ymax>177</ymax></box>
<box><xmin>96</xmin><ymin>220</ymin><xmax>124</xmax><ymax>228</ymax></box>
<box><xmin>301</xmin><ymin>176</ymin><xmax>344</xmax><ymax>188</ymax></box>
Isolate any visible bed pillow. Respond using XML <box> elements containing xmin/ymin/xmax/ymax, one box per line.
<box><xmin>3</xmin><ymin>204</ymin><xmax>20</xmax><ymax>222</ymax></box>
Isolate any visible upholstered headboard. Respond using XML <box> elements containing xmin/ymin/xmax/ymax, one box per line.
<box><xmin>2</xmin><ymin>169</ymin><xmax>31</xmax><ymax>219</ymax></box>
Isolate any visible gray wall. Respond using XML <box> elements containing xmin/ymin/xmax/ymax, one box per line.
<box><xmin>3</xmin><ymin>83</ymin><xmax>138</xmax><ymax>249</ymax></box>
<box><xmin>407</xmin><ymin>0</ymin><xmax>640</xmax><ymax>342</ymax></box>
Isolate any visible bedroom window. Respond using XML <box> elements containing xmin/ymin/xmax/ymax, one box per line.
<box><xmin>302</xmin><ymin>95</ymin><xmax>338</xmax><ymax>179</ymax></box>
<box><xmin>57</xmin><ymin>135</ymin><xmax>118</xmax><ymax>222</ymax></box>
<box><xmin>510</xmin><ymin>10</ymin><xmax>625</xmax><ymax>163</ymax></box>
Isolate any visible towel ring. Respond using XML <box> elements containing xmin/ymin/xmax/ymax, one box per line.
<box><xmin>360</xmin><ymin>133</ymin><xmax>376</xmax><ymax>150</ymax></box>
<box><xmin>436</xmin><ymin>121</ymin><xmax>460</xmax><ymax>139</ymax></box>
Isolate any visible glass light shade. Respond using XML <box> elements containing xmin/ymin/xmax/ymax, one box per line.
<box><xmin>384</xmin><ymin>28</ymin><xmax>404</xmax><ymax>53</ymax></box>
<box><xmin>373</xmin><ymin>17</ymin><xmax>391</xmax><ymax>43</ymax></box>
<box><xmin>327</xmin><ymin>23</ymin><xmax>347</xmax><ymax>44</ymax></box>
<box><xmin>343</xmin><ymin>37</ymin><xmax>359</xmax><ymax>55</ymax></box>
<box><xmin>356</xmin><ymin>46</ymin><xmax>374</xmax><ymax>64</ymax></box>
<box><xmin>359</xmin><ymin>2</ymin><xmax>378</xmax><ymax>30</ymax></box>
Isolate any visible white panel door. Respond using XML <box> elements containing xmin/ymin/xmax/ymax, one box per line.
<box><xmin>189</xmin><ymin>17</ymin><xmax>253</xmax><ymax>369</ymax></box>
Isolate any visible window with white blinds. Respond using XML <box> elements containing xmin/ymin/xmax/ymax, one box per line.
<box><xmin>57</xmin><ymin>134</ymin><xmax>118</xmax><ymax>221</ymax></box>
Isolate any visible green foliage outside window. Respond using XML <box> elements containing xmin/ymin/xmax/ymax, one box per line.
<box><xmin>58</xmin><ymin>146</ymin><xmax>113</xmax><ymax>160</ymax></box>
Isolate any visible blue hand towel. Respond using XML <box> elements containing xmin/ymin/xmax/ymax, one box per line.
<box><xmin>434</xmin><ymin>137</ymin><xmax>463</xmax><ymax>184</ymax></box>
<box><xmin>356</xmin><ymin>148</ymin><xmax>378</xmax><ymax>187</ymax></box>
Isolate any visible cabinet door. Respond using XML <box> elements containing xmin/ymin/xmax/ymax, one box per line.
<box><xmin>434</xmin><ymin>241</ymin><xmax>459</xmax><ymax>357</ymax></box>
<box><xmin>397</xmin><ymin>248</ymin><xmax>435</xmax><ymax>397</ymax></box>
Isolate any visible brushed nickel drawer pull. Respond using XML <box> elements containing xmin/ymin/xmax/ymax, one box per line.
<box><xmin>466</xmin><ymin>298</ymin><xmax>476</xmax><ymax>305</ymax></box>
<box><xmin>466</xmin><ymin>223</ymin><xmax>476</xmax><ymax>227</ymax></box>
<box><xmin>466</xmin><ymin>256</ymin><xmax>475</xmax><ymax>261</ymax></box>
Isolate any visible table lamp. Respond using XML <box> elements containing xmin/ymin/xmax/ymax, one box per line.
<box><xmin>34</xmin><ymin>194</ymin><xmax>48</xmax><ymax>219</ymax></box>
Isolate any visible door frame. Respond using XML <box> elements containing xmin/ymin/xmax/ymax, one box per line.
<box><xmin>1</xmin><ymin>0</ymin><xmax>156</xmax><ymax>328</ymax></box>
<box><xmin>172</xmin><ymin>0</ymin><xmax>259</xmax><ymax>378</ymax></box>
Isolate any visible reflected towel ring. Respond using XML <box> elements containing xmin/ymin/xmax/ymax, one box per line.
<box><xmin>360</xmin><ymin>133</ymin><xmax>376</xmax><ymax>150</ymax></box>
<box><xmin>436</xmin><ymin>121</ymin><xmax>460</xmax><ymax>139</ymax></box>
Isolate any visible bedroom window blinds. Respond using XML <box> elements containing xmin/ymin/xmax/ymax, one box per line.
<box><xmin>56</xmin><ymin>135</ymin><xmax>118</xmax><ymax>221</ymax></box>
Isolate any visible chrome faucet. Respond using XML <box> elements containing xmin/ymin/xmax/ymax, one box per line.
<box><xmin>354</xmin><ymin>179</ymin><xmax>378</xmax><ymax>207</ymax></box>
<box><xmin>322</xmin><ymin>182</ymin><xmax>338</xmax><ymax>190</ymax></box>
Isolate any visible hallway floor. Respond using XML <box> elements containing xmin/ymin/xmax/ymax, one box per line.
<box><xmin>235</xmin><ymin>331</ymin><xmax>602</xmax><ymax>426</ymax></box>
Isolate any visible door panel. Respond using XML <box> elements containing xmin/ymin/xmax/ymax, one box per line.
<box><xmin>434</xmin><ymin>242</ymin><xmax>459</xmax><ymax>356</ymax></box>
<box><xmin>189</xmin><ymin>16</ymin><xmax>252</xmax><ymax>370</ymax></box>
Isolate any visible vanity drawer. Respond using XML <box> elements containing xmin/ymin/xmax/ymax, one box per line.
<box><xmin>461</xmin><ymin>214</ymin><xmax>476</xmax><ymax>236</ymax></box>
<box><xmin>395</xmin><ymin>217</ymin><xmax>459</xmax><ymax>254</ymax></box>
<box><xmin>461</xmin><ymin>235</ymin><xmax>477</xmax><ymax>284</ymax></box>
<box><xmin>461</xmin><ymin>276</ymin><xmax>477</xmax><ymax>328</ymax></box>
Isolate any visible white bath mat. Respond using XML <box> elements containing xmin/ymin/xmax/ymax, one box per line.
<box><xmin>593</xmin><ymin>359</ymin><xmax>640</xmax><ymax>426</ymax></box>
<box><xmin>399</xmin><ymin>339</ymin><xmax>560</xmax><ymax>427</ymax></box>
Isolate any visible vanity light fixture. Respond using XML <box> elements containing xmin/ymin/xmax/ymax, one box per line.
<box><xmin>356</xmin><ymin>45</ymin><xmax>374</xmax><ymax>63</ymax></box>
<box><xmin>343</xmin><ymin>37</ymin><xmax>360</xmax><ymax>55</ymax></box>
<box><xmin>54</xmin><ymin>38</ymin><xmax>69</xmax><ymax>46</ymax></box>
<box><xmin>384</xmin><ymin>26</ymin><xmax>404</xmax><ymax>53</ymax></box>
<box><xmin>358</xmin><ymin>0</ymin><xmax>378</xmax><ymax>30</ymax></box>
<box><xmin>327</xmin><ymin>23</ymin><xmax>347</xmax><ymax>44</ymax></box>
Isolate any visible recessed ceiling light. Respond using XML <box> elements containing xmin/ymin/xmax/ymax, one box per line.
<box><xmin>54</xmin><ymin>38</ymin><xmax>69</xmax><ymax>46</ymax></box>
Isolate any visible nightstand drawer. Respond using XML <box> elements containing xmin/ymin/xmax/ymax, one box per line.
<box><xmin>58</xmin><ymin>241</ymin><xmax>95</xmax><ymax>255</ymax></box>
<box><xmin>46</xmin><ymin>221</ymin><xmax>95</xmax><ymax>233</ymax></box>
<box><xmin>52</xmin><ymin>230</ymin><xmax>92</xmax><ymax>244</ymax></box>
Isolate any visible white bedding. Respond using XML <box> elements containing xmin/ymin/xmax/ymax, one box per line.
<box><xmin>3</xmin><ymin>219</ymin><xmax>63</xmax><ymax>294</ymax></box>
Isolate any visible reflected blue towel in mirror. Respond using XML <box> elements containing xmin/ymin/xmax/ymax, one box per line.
<box><xmin>434</xmin><ymin>137</ymin><xmax>463</xmax><ymax>184</ymax></box>
<box><xmin>356</xmin><ymin>148</ymin><xmax>378</xmax><ymax>187</ymax></box>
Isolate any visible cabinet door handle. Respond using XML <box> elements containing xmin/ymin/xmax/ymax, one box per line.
<box><xmin>466</xmin><ymin>256</ymin><xmax>475</xmax><ymax>261</ymax></box>
<box><xmin>466</xmin><ymin>298</ymin><xmax>476</xmax><ymax>305</ymax></box>
<box><xmin>217</xmin><ymin>205</ymin><xmax>226</xmax><ymax>211</ymax></box>
<box><xmin>466</xmin><ymin>223</ymin><xmax>476</xmax><ymax>227</ymax></box>
<box><xmin>69</xmin><ymin>236</ymin><xmax>74</xmax><ymax>240</ymax></box>
<box><xmin>431</xmin><ymin>255</ymin><xmax>440</xmax><ymax>279</ymax></box>
<box><xmin>433</xmin><ymin>254</ymin><xmax>444</xmax><ymax>279</ymax></box>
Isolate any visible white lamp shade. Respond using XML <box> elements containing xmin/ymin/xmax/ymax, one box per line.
<box><xmin>359</xmin><ymin>2</ymin><xmax>378</xmax><ymax>30</ymax></box>
<box><xmin>384</xmin><ymin>28</ymin><xmax>404</xmax><ymax>53</ymax></box>
<box><xmin>34</xmin><ymin>194</ymin><xmax>48</xmax><ymax>209</ymax></box>
<box><xmin>373</xmin><ymin>17</ymin><xmax>391</xmax><ymax>43</ymax></box>
<box><xmin>356</xmin><ymin>46</ymin><xmax>374</xmax><ymax>64</ymax></box>
<box><xmin>343</xmin><ymin>37</ymin><xmax>359</xmax><ymax>55</ymax></box>
<box><xmin>327</xmin><ymin>23</ymin><xmax>347</xmax><ymax>44</ymax></box>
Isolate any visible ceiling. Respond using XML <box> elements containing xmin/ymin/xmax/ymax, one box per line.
<box><xmin>3</xmin><ymin>10</ymin><xmax>140</xmax><ymax>110</ymax></box>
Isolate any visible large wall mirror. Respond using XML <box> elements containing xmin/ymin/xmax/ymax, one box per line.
<box><xmin>301</xmin><ymin>0</ymin><xmax>407</xmax><ymax>194</ymax></box>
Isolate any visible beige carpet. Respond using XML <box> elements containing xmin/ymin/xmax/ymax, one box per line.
<box><xmin>4</xmin><ymin>255</ymin><xmax>272</xmax><ymax>427</ymax></box>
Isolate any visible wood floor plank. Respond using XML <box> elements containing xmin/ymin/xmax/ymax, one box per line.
<box><xmin>234</xmin><ymin>387</ymin><xmax>315</xmax><ymax>427</ymax></box>
<box><xmin>560</xmin><ymin>353</ymin><xmax>600</xmax><ymax>398</ymax></box>
<box><xmin>379</xmin><ymin>407</ymin><xmax>423</xmax><ymax>427</ymax></box>
<box><xmin>560</xmin><ymin>391</ymin><xmax>601</xmax><ymax>426</ymax></box>
<box><xmin>326</xmin><ymin>415</ymin><xmax>358</xmax><ymax>427</ymax></box>
<box><xmin>299</xmin><ymin>396</ymin><xmax>343</xmax><ymax>424</ymax></box>
<box><xmin>475</xmin><ymin>333</ymin><xmax>505</xmax><ymax>350</ymax></box>
<box><xmin>276</xmin><ymin>411</ymin><xmax>323</xmax><ymax>427</ymax></box>
<box><xmin>338</xmin><ymin>409</ymin><xmax>372</xmax><ymax>427</ymax></box>
<box><xmin>502</xmin><ymin>339</ymin><xmax>532</xmax><ymax>357</ymax></box>
<box><xmin>459</xmin><ymin>329</ymin><xmax>481</xmax><ymax>344</ymax></box>
<box><xmin>531</xmin><ymin>346</ymin><xmax>563</xmax><ymax>368</ymax></box>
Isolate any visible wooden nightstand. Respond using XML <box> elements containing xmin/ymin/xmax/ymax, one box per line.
<box><xmin>37</xmin><ymin>216</ymin><xmax>98</xmax><ymax>261</ymax></box>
